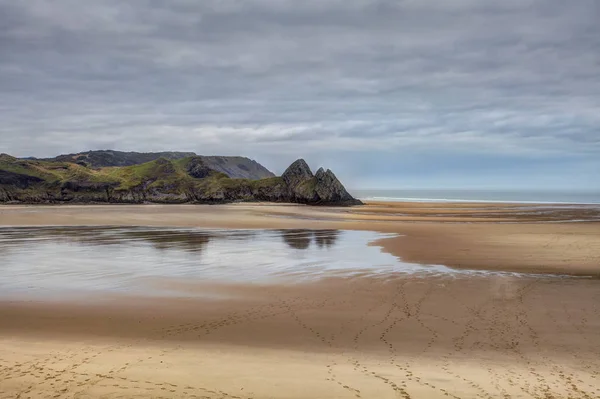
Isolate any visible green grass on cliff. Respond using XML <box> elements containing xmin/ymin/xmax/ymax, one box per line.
<box><xmin>0</xmin><ymin>156</ymin><xmax>281</xmax><ymax>195</ymax></box>
<box><xmin>100</xmin><ymin>158</ymin><xmax>187</xmax><ymax>190</ymax></box>
<box><xmin>248</xmin><ymin>176</ymin><xmax>282</xmax><ymax>189</ymax></box>
<box><xmin>296</xmin><ymin>177</ymin><xmax>318</xmax><ymax>196</ymax></box>
<box><xmin>0</xmin><ymin>158</ymin><xmax>77</xmax><ymax>182</ymax></box>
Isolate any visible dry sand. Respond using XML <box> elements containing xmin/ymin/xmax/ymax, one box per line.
<box><xmin>0</xmin><ymin>202</ymin><xmax>599</xmax><ymax>398</ymax></box>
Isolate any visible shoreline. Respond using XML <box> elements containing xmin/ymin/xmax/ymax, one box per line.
<box><xmin>367</xmin><ymin>199</ymin><xmax>599</xmax><ymax>206</ymax></box>
<box><xmin>358</xmin><ymin>197</ymin><xmax>600</xmax><ymax>205</ymax></box>
<box><xmin>1</xmin><ymin>201</ymin><xmax>599</xmax><ymax>276</ymax></box>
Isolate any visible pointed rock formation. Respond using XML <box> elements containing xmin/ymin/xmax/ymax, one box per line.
<box><xmin>282</xmin><ymin>159</ymin><xmax>314</xmax><ymax>189</ymax></box>
<box><xmin>314</xmin><ymin>168</ymin><xmax>357</xmax><ymax>204</ymax></box>
<box><xmin>280</xmin><ymin>159</ymin><xmax>361</xmax><ymax>205</ymax></box>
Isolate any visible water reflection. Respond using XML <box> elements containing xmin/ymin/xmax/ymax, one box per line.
<box><xmin>281</xmin><ymin>229</ymin><xmax>313</xmax><ymax>250</ymax></box>
<box><xmin>0</xmin><ymin>226</ymin><xmax>450</xmax><ymax>299</ymax></box>
<box><xmin>1</xmin><ymin>227</ymin><xmax>340</xmax><ymax>254</ymax></box>
<box><xmin>119</xmin><ymin>230</ymin><xmax>213</xmax><ymax>253</ymax></box>
<box><xmin>280</xmin><ymin>229</ymin><xmax>340</xmax><ymax>250</ymax></box>
<box><xmin>314</xmin><ymin>230</ymin><xmax>340</xmax><ymax>249</ymax></box>
<box><xmin>0</xmin><ymin>227</ymin><xmax>253</xmax><ymax>254</ymax></box>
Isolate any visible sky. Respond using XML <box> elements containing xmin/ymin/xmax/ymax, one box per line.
<box><xmin>0</xmin><ymin>0</ymin><xmax>598</xmax><ymax>190</ymax></box>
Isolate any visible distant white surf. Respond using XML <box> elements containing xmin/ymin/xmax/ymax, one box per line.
<box><xmin>351</xmin><ymin>189</ymin><xmax>600</xmax><ymax>205</ymax></box>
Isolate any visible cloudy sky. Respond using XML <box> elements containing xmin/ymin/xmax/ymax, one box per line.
<box><xmin>0</xmin><ymin>0</ymin><xmax>598</xmax><ymax>189</ymax></box>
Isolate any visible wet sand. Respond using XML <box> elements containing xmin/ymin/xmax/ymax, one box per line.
<box><xmin>1</xmin><ymin>276</ymin><xmax>599</xmax><ymax>398</ymax></box>
<box><xmin>1</xmin><ymin>202</ymin><xmax>600</xmax><ymax>398</ymax></box>
<box><xmin>1</xmin><ymin>202</ymin><xmax>599</xmax><ymax>275</ymax></box>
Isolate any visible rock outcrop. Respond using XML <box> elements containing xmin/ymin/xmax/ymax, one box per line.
<box><xmin>314</xmin><ymin>167</ymin><xmax>356</xmax><ymax>204</ymax></box>
<box><xmin>282</xmin><ymin>159</ymin><xmax>314</xmax><ymax>189</ymax></box>
<box><xmin>281</xmin><ymin>160</ymin><xmax>361</xmax><ymax>205</ymax></box>
<box><xmin>186</xmin><ymin>157</ymin><xmax>212</xmax><ymax>179</ymax></box>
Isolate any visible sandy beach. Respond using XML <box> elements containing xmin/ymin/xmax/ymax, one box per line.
<box><xmin>1</xmin><ymin>201</ymin><xmax>599</xmax><ymax>275</ymax></box>
<box><xmin>0</xmin><ymin>202</ymin><xmax>599</xmax><ymax>398</ymax></box>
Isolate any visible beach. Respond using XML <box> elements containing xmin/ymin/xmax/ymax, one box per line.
<box><xmin>1</xmin><ymin>201</ymin><xmax>599</xmax><ymax>275</ymax></box>
<box><xmin>0</xmin><ymin>202</ymin><xmax>599</xmax><ymax>398</ymax></box>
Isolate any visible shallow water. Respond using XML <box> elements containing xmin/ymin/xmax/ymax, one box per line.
<box><xmin>0</xmin><ymin>227</ymin><xmax>582</xmax><ymax>299</ymax></box>
<box><xmin>0</xmin><ymin>227</ymin><xmax>457</xmax><ymax>298</ymax></box>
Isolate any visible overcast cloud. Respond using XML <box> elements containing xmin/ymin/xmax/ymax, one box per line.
<box><xmin>0</xmin><ymin>0</ymin><xmax>598</xmax><ymax>188</ymax></box>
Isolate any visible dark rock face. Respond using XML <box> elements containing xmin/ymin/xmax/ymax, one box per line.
<box><xmin>282</xmin><ymin>159</ymin><xmax>314</xmax><ymax>189</ymax></box>
<box><xmin>280</xmin><ymin>159</ymin><xmax>362</xmax><ymax>205</ymax></box>
<box><xmin>202</xmin><ymin>156</ymin><xmax>275</xmax><ymax>180</ymax></box>
<box><xmin>186</xmin><ymin>157</ymin><xmax>212</xmax><ymax>179</ymax></box>
<box><xmin>314</xmin><ymin>168</ymin><xmax>357</xmax><ymax>204</ymax></box>
<box><xmin>0</xmin><ymin>170</ymin><xmax>44</xmax><ymax>189</ymax></box>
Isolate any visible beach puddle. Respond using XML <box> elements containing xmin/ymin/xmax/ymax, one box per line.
<box><xmin>0</xmin><ymin>226</ymin><xmax>456</xmax><ymax>299</ymax></box>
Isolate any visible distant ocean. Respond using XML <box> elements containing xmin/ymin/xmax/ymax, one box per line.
<box><xmin>351</xmin><ymin>189</ymin><xmax>600</xmax><ymax>205</ymax></box>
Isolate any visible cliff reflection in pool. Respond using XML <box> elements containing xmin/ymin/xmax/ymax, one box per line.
<box><xmin>0</xmin><ymin>227</ymin><xmax>441</xmax><ymax>298</ymax></box>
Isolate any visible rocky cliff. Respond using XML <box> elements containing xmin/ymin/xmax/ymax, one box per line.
<box><xmin>0</xmin><ymin>154</ymin><xmax>361</xmax><ymax>206</ymax></box>
<box><xmin>32</xmin><ymin>150</ymin><xmax>275</xmax><ymax>180</ymax></box>
<box><xmin>281</xmin><ymin>160</ymin><xmax>359</xmax><ymax>205</ymax></box>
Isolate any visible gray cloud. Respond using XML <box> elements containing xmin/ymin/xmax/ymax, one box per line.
<box><xmin>0</xmin><ymin>0</ymin><xmax>599</xmax><ymax>177</ymax></box>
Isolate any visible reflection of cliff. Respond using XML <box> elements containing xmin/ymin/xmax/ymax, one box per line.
<box><xmin>314</xmin><ymin>230</ymin><xmax>340</xmax><ymax>249</ymax></box>
<box><xmin>0</xmin><ymin>227</ymin><xmax>223</xmax><ymax>254</ymax></box>
<box><xmin>120</xmin><ymin>230</ymin><xmax>212</xmax><ymax>253</ymax></box>
<box><xmin>279</xmin><ymin>229</ymin><xmax>340</xmax><ymax>250</ymax></box>
<box><xmin>280</xmin><ymin>230</ymin><xmax>313</xmax><ymax>250</ymax></box>
<box><xmin>1</xmin><ymin>227</ymin><xmax>341</xmax><ymax>257</ymax></box>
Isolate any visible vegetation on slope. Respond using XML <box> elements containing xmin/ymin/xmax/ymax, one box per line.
<box><xmin>32</xmin><ymin>150</ymin><xmax>275</xmax><ymax>179</ymax></box>
<box><xmin>0</xmin><ymin>154</ymin><xmax>359</xmax><ymax>205</ymax></box>
<box><xmin>0</xmin><ymin>156</ymin><xmax>285</xmax><ymax>203</ymax></box>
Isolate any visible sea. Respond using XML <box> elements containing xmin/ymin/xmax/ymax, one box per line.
<box><xmin>351</xmin><ymin>189</ymin><xmax>600</xmax><ymax>205</ymax></box>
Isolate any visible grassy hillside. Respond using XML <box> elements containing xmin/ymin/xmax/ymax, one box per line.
<box><xmin>3</xmin><ymin>157</ymin><xmax>217</xmax><ymax>188</ymax></box>
<box><xmin>31</xmin><ymin>150</ymin><xmax>275</xmax><ymax>179</ymax></box>
<box><xmin>0</xmin><ymin>155</ymin><xmax>284</xmax><ymax>203</ymax></box>
<box><xmin>1</xmin><ymin>154</ymin><xmax>359</xmax><ymax>205</ymax></box>
<box><xmin>41</xmin><ymin>150</ymin><xmax>196</xmax><ymax>168</ymax></box>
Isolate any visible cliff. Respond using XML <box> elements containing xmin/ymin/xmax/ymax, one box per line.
<box><xmin>32</xmin><ymin>150</ymin><xmax>276</xmax><ymax>180</ymax></box>
<box><xmin>0</xmin><ymin>154</ymin><xmax>361</xmax><ymax>206</ymax></box>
